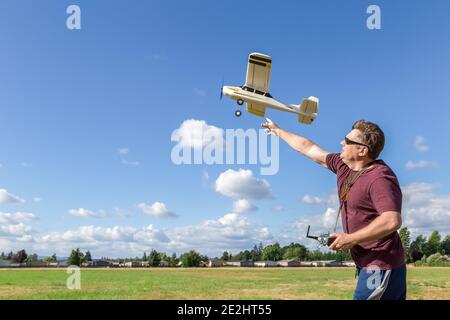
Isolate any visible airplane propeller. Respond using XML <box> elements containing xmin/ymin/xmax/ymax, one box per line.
<box><xmin>219</xmin><ymin>79</ymin><xmax>224</xmax><ymax>100</ymax></box>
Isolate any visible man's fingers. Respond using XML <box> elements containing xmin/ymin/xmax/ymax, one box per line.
<box><xmin>328</xmin><ymin>234</ymin><xmax>340</xmax><ymax>250</ymax></box>
<box><xmin>328</xmin><ymin>237</ymin><xmax>337</xmax><ymax>246</ymax></box>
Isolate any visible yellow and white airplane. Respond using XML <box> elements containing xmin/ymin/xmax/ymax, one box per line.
<box><xmin>221</xmin><ymin>52</ymin><xmax>319</xmax><ymax>124</ymax></box>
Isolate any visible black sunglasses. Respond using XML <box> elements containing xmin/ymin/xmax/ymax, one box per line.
<box><xmin>345</xmin><ymin>137</ymin><xmax>370</xmax><ymax>150</ymax></box>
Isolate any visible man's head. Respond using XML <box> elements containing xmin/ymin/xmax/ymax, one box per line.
<box><xmin>340</xmin><ymin>120</ymin><xmax>385</xmax><ymax>162</ymax></box>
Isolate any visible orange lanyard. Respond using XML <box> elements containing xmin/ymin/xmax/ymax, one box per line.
<box><xmin>333</xmin><ymin>164</ymin><xmax>374</xmax><ymax>232</ymax></box>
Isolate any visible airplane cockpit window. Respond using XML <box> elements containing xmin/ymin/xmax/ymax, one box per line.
<box><xmin>241</xmin><ymin>85</ymin><xmax>272</xmax><ymax>97</ymax></box>
<box><xmin>242</xmin><ymin>86</ymin><xmax>255</xmax><ymax>93</ymax></box>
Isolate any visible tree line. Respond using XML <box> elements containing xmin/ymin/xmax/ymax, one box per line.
<box><xmin>399</xmin><ymin>228</ymin><xmax>450</xmax><ymax>266</ymax></box>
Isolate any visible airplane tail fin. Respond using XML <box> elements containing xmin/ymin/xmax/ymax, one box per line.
<box><xmin>298</xmin><ymin>96</ymin><xmax>319</xmax><ymax>124</ymax></box>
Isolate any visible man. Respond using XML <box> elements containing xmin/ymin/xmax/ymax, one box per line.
<box><xmin>262</xmin><ymin>118</ymin><xmax>406</xmax><ymax>300</ymax></box>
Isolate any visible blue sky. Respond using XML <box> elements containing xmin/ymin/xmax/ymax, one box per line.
<box><xmin>1</xmin><ymin>0</ymin><xmax>449</xmax><ymax>258</ymax></box>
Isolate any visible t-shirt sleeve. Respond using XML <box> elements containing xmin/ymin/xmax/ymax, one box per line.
<box><xmin>325</xmin><ymin>153</ymin><xmax>342</xmax><ymax>174</ymax></box>
<box><xmin>369</xmin><ymin>176</ymin><xmax>403</xmax><ymax>213</ymax></box>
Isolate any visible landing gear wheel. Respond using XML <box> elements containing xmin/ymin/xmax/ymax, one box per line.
<box><xmin>235</xmin><ymin>110</ymin><xmax>242</xmax><ymax>117</ymax></box>
<box><xmin>237</xmin><ymin>99</ymin><xmax>244</xmax><ymax>106</ymax></box>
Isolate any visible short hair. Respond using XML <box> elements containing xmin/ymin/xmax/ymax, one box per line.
<box><xmin>352</xmin><ymin>120</ymin><xmax>385</xmax><ymax>159</ymax></box>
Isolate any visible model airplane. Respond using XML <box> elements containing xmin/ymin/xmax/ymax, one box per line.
<box><xmin>220</xmin><ymin>52</ymin><xmax>319</xmax><ymax>124</ymax></box>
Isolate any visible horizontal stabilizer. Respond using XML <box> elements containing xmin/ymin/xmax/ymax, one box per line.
<box><xmin>298</xmin><ymin>96</ymin><xmax>319</xmax><ymax>124</ymax></box>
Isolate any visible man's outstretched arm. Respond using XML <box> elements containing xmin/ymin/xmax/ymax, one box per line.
<box><xmin>262</xmin><ymin>118</ymin><xmax>330</xmax><ymax>168</ymax></box>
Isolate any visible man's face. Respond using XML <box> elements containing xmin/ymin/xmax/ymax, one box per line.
<box><xmin>339</xmin><ymin>129</ymin><xmax>368</xmax><ymax>163</ymax></box>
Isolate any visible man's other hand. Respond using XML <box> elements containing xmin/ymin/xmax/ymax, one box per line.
<box><xmin>329</xmin><ymin>232</ymin><xmax>357</xmax><ymax>251</ymax></box>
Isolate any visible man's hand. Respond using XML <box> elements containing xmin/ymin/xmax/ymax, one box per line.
<box><xmin>329</xmin><ymin>232</ymin><xmax>357</xmax><ymax>251</ymax></box>
<box><xmin>261</xmin><ymin>118</ymin><xmax>281</xmax><ymax>136</ymax></box>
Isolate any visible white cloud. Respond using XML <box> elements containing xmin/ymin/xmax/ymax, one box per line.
<box><xmin>0</xmin><ymin>213</ymin><xmax>272</xmax><ymax>258</ymax></box>
<box><xmin>232</xmin><ymin>199</ymin><xmax>257</xmax><ymax>214</ymax></box>
<box><xmin>0</xmin><ymin>189</ymin><xmax>25</xmax><ymax>204</ymax></box>
<box><xmin>117</xmin><ymin>148</ymin><xmax>140</xmax><ymax>166</ymax></box>
<box><xmin>287</xmin><ymin>208</ymin><xmax>339</xmax><ymax>249</ymax></box>
<box><xmin>121</xmin><ymin>158</ymin><xmax>140</xmax><ymax>166</ymax></box>
<box><xmin>133</xmin><ymin>224</ymin><xmax>171</xmax><ymax>243</ymax></box>
<box><xmin>215</xmin><ymin>169</ymin><xmax>273</xmax><ymax>200</ymax></box>
<box><xmin>271</xmin><ymin>206</ymin><xmax>284</xmax><ymax>213</ymax></box>
<box><xmin>35</xmin><ymin>224</ymin><xmax>169</xmax><ymax>257</ymax></box>
<box><xmin>302</xmin><ymin>193</ymin><xmax>338</xmax><ymax>207</ymax></box>
<box><xmin>193</xmin><ymin>88</ymin><xmax>206</xmax><ymax>97</ymax></box>
<box><xmin>401</xmin><ymin>182</ymin><xmax>450</xmax><ymax>236</ymax></box>
<box><xmin>293</xmin><ymin>208</ymin><xmax>338</xmax><ymax>234</ymax></box>
<box><xmin>117</xmin><ymin>148</ymin><xmax>129</xmax><ymax>155</ymax></box>
<box><xmin>113</xmin><ymin>207</ymin><xmax>130</xmax><ymax>218</ymax></box>
<box><xmin>0</xmin><ymin>223</ymin><xmax>32</xmax><ymax>236</ymax></box>
<box><xmin>67</xmin><ymin>208</ymin><xmax>97</xmax><ymax>218</ymax></box>
<box><xmin>33</xmin><ymin>197</ymin><xmax>41</xmax><ymax>203</ymax></box>
<box><xmin>414</xmin><ymin>136</ymin><xmax>429</xmax><ymax>152</ymax></box>
<box><xmin>137</xmin><ymin>202</ymin><xmax>177</xmax><ymax>218</ymax></box>
<box><xmin>32</xmin><ymin>224</ymin><xmax>171</xmax><ymax>257</ymax></box>
<box><xmin>171</xmin><ymin>119</ymin><xmax>223</xmax><ymax>150</ymax></box>
<box><xmin>297</xmin><ymin>183</ymin><xmax>450</xmax><ymax>238</ymax></box>
<box><xmin>0</xmin><ymin>212</ymin><xmax>38</xmax><ymax>224</ymax></box>
<box><xmin>167</xmin><ymin>213</ymin><xmax>272</xmax><ymax>256</ymax></box>
<box><xmin>405</xmin><ymin>160</ymin><xmax>437</xmax><ymax>170</ymax></box>
<box><xmin>44</xmin><ymin>225</ymin><xmax>136</xmax><ymax>242</ymax></box>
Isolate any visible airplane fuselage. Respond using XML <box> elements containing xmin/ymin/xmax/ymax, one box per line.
<box><xmin>223</xmin><ymin>86</ymin><xmax>302</xmax><ymax>115</ymax></box>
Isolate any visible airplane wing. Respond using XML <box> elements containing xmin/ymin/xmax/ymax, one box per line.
<box><xmin>246</xmin><ymin>102</ymin><xmax>266</xmax><ymax>117</ymax></box>
<box><xmin>245</xmin><ymin>52</ymin><xmax>272</xmax><ymax>93</ymax></box>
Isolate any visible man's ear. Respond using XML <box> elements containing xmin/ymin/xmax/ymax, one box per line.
<box><xmin>359</xmin><ymin>146</ymin><xmax>369</xmax><ymax>157</ymax></box>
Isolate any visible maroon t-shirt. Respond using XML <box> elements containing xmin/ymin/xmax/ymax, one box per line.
<box><xmin>326</xmin><ymin>153</ymin><xmax>404</xmax><ymax>269</ymax></box>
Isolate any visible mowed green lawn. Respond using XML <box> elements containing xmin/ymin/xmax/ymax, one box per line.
<box><xmin>0</xmin><ymin>267</ymin><xmax>449</xmax><ymax>300</ymax></box>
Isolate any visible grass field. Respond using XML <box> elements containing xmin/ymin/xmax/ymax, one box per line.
<box><xmin>0</xmin><ymin>266</ymin><xmax>449</xmax><ymax>300</ymax></box>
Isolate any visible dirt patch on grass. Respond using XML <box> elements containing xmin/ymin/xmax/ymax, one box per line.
<box><xmin>0</xmin><ymin>286</ymin><xmax>37</xmax><ymax>298</ymax></box>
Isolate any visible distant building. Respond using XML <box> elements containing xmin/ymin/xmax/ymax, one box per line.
<box><xmin>296</xmin><ymin>260</ymin><xmax>345</xmax><ymax>267</ymax></box>
<box><xmin>92</xmin><ymin>260</ymin><xmax>111</xmax><ymax>267</ymax></box>
<box><xmin>312</xmin><ymin>260</ymin><xmax>343</xmax><ymax>267</ymax></box>
<box><xmin>254</xmin><ymin>260</ymin><xmax>278</xmax><ymax>267</ymax></box>
<box><xmin>124</xmin><ymin>261</ymin><xmax>141</xmax><ymax>268</ymax></box>
<box><xmin>159</xmin><ymin>261</ymin><xmax>169</xmax><ymax>267</ymax></box>
<box><xmin>342</xmin><ymin>261</ymin><xmax>356</xmax><ymax>267</ymax></box>
<box><xmin>9</xmin><ymin>263</ymin><xmax>22</xmax><ymax>268</ymax></box>
<box><xmin>57</xmin><ymin>261</ymin><xmax>68</xmax><ymax>267</ymax></box>
<box><xmin>0</xmin><ymin>260</ymin><xmax>12</xmax><ymax>268</ymax></box>
<box><xmin>81</xmin><ymin>261</ymin><xmax>93</xmax><ymax>267</ymax></box>
<box><xmin>277</xmin><ymin>259</ymin><xmax>302</xmax><ymax>267</ymax></box>
<box><xmin>224</xmin><ymin>260</ymin><xmax>254</xmax><ymax>267</ymax></box>
<box><xmin>208</xmin><ymin>259</ymin><xmax>225</xmax><ymax>267</ymax></box>
<box><xmin>26</xmin><ymin>261</ymin><xmax>48</xmax><ymax>268</ymax></box>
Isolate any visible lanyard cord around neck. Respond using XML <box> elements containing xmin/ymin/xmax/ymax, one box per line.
<box><xmin>333</xmin><ymin>163</ymin><xmax>374</xmax><ymax>232</ymax></box>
